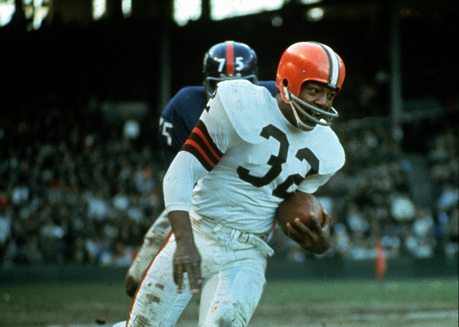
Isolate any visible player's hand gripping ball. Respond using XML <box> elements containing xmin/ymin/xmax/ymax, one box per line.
<box><xmin>276</xmin><ymin>191</ymin><xmax>324</xmax><ymax>236</ymax></box>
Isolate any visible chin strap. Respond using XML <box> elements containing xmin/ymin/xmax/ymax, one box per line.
<box><xmin>284</xmin><ymin>88</ymin><xmax>338</xmax><ymax>131</ymax></box>
<box><xmin>289</xmin><ymin>100</ymin><xmax>315</xmax><ymax>131</ymax></box>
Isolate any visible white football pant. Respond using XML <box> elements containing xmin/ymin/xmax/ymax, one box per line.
<box><xmin>126</xmin><ymin>216</ymin><xmax>274</xmax><ymax>327</ymax></box>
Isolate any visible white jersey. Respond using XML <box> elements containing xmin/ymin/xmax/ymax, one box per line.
<box><xmin>163</xmin><ymin>79</ymin><xmax>345</xmax><ymax>235</ymax></box>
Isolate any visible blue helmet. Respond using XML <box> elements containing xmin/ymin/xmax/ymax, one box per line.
<box><xmin>203</xmin><ymin>41</ymin><xmax>259</xmax><ymax>98</ymax></box>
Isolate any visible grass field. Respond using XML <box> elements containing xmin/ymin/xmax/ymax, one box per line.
<box><xmin>1</xmin><ymin>278</ymin><xmax>457</xmax><ymax>327</ymax></box>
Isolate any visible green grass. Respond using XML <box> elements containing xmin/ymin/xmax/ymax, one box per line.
<box><xmin>0</xmin><ymin>278</ymin><xmax>457</xmax><ymax>327</ymax></box>
<box><xmin>262</xmin><ymin>279</ymin><xmax>458</xmax><ymax>304</ymax></box>
<box><xmin>1</xmin><ymin>282</ymin><xmax>130</xmax><ymax>305</ymax></box>
<box><xmin>2</xmin><ymin>278</ymin><xmax>457</xmax><ymax>306</ymax></box>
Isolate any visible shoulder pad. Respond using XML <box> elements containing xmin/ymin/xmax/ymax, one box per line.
<box><xmin>215</xmin><ymin>80</ymin><xmax>277</xmax><ymax>144</ymax></box>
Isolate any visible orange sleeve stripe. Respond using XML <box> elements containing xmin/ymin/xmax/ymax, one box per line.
<box><xmin>181</xmin><ymin>120</ymin><xmax>223</xmax><ymax>171</ymax></box>
<box><xmin>192</xmin><ymin>127</ymin><xmax>222</xmax><ymax>161</ymax></box>
<box><xmin>184</xmin><ymin>139</ymin><xmax>217</xmax><ymax>168</ymax></box>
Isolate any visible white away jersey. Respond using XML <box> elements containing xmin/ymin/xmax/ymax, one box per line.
<box><xmin>164</xmin><ymin>79</ymin><xmax>345</xmax><ymax>234</ymax></box>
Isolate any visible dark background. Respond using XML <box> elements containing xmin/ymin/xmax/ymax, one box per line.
<box><xmin>2</xmin><ymin>0</ymin><xmax>458</xmax><ymax>137</ymax></box>
<box><xmin>0</xmin><ymin>0</ymin><xmax>457</xmax><ymax>269</ymax></box>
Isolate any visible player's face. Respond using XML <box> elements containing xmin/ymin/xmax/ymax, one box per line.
<box><xmin>297</xmin><ymin>81</ymin><xmax>337</xmax><ymax>125</ymax></box>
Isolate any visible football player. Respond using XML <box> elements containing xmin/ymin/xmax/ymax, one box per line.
<box><xmin>115</xmin><ymin>41</ymin><xmax>345</xmax><ymax>327</ymax></box>
<box><xmin>124</xmin><ymin>41</ymin><xmax>278</xmax><ymax>297</ymax></box>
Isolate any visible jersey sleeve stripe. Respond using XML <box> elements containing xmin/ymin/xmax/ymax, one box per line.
<box><xmin>183</xmin><ymin>140</ymin><xmax>216</xmax><ymax>170</ymax></box>
<box><xmin>181</xmin><ymin>120</ymin><xmax>223</xmax><ymax>171</ymax></box>
<box><xmin>192</xmin><ymin>127</ymin><xmax>222</xmax><ymax>161</ymax></box>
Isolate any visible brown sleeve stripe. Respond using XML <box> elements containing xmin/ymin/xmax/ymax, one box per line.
<box><xmin>182</xmin><ymin>120</ymin><xmax>223</xmax><ymax>171</ymax></box>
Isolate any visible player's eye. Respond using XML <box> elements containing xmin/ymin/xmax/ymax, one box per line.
<box><xmin>306</xmin><ymin>86</ymin><xmax>319</xmax><ymax>95</ymax></box>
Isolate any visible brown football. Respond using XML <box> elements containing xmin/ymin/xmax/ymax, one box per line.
<box><xmin>276</xmin><ymin>191</ymin><xmax>324</xmax><ymax>235</ymax></box>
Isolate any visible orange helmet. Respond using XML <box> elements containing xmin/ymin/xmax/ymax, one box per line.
<box><xmin>276</xmin><ymin>42</ymin><xmax>345</xmax><ymax>130</ymax></box>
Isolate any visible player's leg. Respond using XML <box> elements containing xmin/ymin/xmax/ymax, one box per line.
<box><xmin>127</xmin><ymin>234</ymin><xmax>193</xmax><ymax>327</ymax></box>
<box><xmin>125</xmin><ymin>210</ymin><xmax>171</xmax><ymax>297</ymax></box>
<box><xmin>192</xmin><ymin>221</ymin><xmax>269</xmax><ymax>327</ymax></box>
<box><xmin>198</xmin><ymin>259</ymin><xmax>267</xmax><ymax>327</ymax></box>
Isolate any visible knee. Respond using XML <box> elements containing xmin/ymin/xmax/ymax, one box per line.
<box><xmin>202</xmin><ymin>301</ymin><xmax>248</xmax><ymax>327</ymax></box>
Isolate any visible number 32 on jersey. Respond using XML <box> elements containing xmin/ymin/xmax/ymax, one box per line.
<box><xmin>237</xmin><ymin>124</ymin><xmax>319</xmax><ymax>199</ymax></box>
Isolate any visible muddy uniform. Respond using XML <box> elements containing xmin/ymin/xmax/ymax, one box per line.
<box><xmin>126</xmin><ymin>79</ymin><xmax>345</xmax><ymax>326</ymax></box>
<box><xmin>125</xmin><ymin>82</ymin><xmax>278</xmax><ymax>296</ymax></box>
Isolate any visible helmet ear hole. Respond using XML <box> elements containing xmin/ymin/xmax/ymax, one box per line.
<box><xmin>282</xmin><ymin>79</ymin><xmax>288</xmax><ymax>87</ymax></box>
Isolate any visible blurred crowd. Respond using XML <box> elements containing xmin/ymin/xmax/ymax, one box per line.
<box><xmin>0</xmin><ymin>95</ymin><xmax>165</xmax><ymax>266</ymax></box>
<box><xmin>0</xmin><ymin>90</ymin><xmax>457</xmax><ymax>268</ymax></box>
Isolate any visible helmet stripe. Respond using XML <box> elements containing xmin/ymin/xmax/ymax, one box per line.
<box><xmin>319</xmin><ymin>43</ymin><xmax>340</xmax><ymax>88</ymax></box>
<box><xmin>226</xmin><ymin>41</ymin><xmax>234</xmax><ymax>77</ymax></box>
